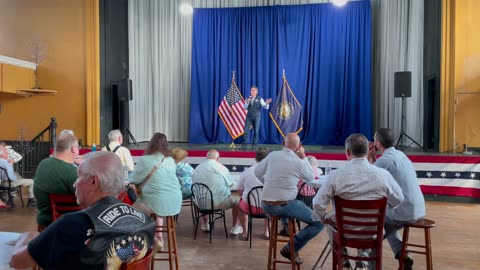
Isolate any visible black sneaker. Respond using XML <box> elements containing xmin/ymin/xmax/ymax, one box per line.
<box><xmin>395</xmin><ymin>254</ymin><xmax>414</xmax><ymax>270</ymax></box>
<box><xmin>279</xmin><ymin>224</ymin><xmax>289</xmax><ymax>237</ymax></box>
<box><xmin>280</xmin><ymin>246</ymin><xmax>303</xmax><ymax>265</ymax></box>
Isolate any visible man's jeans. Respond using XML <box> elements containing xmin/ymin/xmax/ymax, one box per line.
<box><xmin>384</xmin><ymin>215</ymin><xmax>412</xmax><ymax>257</ymax></box>
<box><xmin>243</xmin><ymin>115</ymin><xmax>261</xmax><ymax>145</ymax></box>
<box><xmin>262</xmin><ymin>200</ymin><xmax>324</xmax><ymax>252</ymax></box>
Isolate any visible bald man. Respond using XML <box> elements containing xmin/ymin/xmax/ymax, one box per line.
<box><xmin>254</xmin><ymin>133</ymin><xmax>324</xmax><ymax>264</ymax></box>
<box><xmin>192</xmin><ymin>150</ymin><xmax>242</xmax><ymax>235</ymax></box>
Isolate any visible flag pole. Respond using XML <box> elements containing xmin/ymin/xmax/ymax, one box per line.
<box><xmin>229</xmin><ymin>70</ymin><xmax>237</xmax><ymax>149</ymax></box>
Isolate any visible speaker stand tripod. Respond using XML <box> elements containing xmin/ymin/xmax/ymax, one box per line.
<box><xmin>396</xmin><ymin>96</ymin><xmax>423</xmax><ymax>149</ymax></box>
<box><xmin>124</xmin><ymin>128</ymin><xmax>139</xmax><ymax>147</ymax></box>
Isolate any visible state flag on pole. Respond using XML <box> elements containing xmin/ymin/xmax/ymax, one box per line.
<box><xmin>269</xmin><ymin>73</ymin><xmax>303</xmax><ymax>137</ymax></box>
<box><xmin>218</xmin><ymin>75</ymin><xmax>246</xmax><ymax>139</ymax></box>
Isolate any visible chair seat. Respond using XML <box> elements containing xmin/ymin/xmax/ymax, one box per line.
<box><xmin>407</xmin><ymin>218</ymin><xmax>436</xmax><ymax>228</ymax></box>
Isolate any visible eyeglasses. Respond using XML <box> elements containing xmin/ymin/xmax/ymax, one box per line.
<box><xmin>73</xmin><ymin>144</ymin><xmax>81</xmax><ymax>150</ymax></box>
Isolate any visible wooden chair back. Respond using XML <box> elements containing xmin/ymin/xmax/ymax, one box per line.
<box><xmin>333</xmin><ymin>196</ymin><xmax>387</xmax><ymax>270</ymax></box>
<box><xmin>49</xmin><ymin>193</ymin><xmax>84</xmax><ymax>221</ymax></box>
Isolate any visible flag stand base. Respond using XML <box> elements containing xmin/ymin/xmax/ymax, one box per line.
<box><xmin>229</xmin><ymin>142</ymin><xmax>237</xmax><ymax>148</ymax></box>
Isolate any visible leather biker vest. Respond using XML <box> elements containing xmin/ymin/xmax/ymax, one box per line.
<box><xmin>81</xmin><ymin>196</ymin><xmax>155</xmax><ymax>268</ymax></box>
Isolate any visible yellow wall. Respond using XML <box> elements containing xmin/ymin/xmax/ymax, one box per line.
<box><xmin>453</xmin><ymin>0</ymin><xmax>480</xmax><ymax>149</ymax></box>
<box><xmin>0</xmin><ymin>0</ymin><xmax>86</xmax><ymax>142</ymax></box>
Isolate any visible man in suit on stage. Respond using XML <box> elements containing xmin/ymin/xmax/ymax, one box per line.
<box><xmin>242</xmin><ymin>86</ymin><xmax>272</xmax><ymax>150</ymax></box>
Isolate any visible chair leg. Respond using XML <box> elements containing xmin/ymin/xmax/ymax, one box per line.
<box><xmin>190</xmin><ymin>198</ymin><xmax>195</xmax><ymax>226</ymax></box>
<box><xmin>399</xmin><ymin>226</ymin><xmax>410</xmax><ymax>269</ymax></box>
<box><xmin>267</xmin><ymin>216</ymin><xmax>277</xmax><ymax>270</ymax></box>
<box><xmin>312</xmin><ymin>242</ymin><xmax>330</xmax><ymax>269</ymax></box>
<box><xmin>209</xmin><ymin>214</ymin><xmax>214</xmax><ymax>244</ymax></box>
<box><xmin>425</xmin><ymin>228</ymin><xmax>433</xmax><ymax>270</ymax></box>
<box><xmin>248</xmin><ymin>216</ymin><xmax>253</xmax><ymax>248</ymax></box>
<box><xmin>222</xmin><ymin>210</ymin><xmax>228</xmax><ymax>239</ymax></box>
<box><xmin>287</xmin><ymin>218</ymin><xmax>300</xmax><ymax>270</ymax></box>
<box><xmin>167</xmin><ymin>217</ymin><xmax>173</xmax><ymax>270</ymax></box>
<box><xmin>193</xmin><ymin>214</ymin><xmax>200</xmax><ymax>240</ymax></box>
<box><xmin>171</xmin><ymin>218</ymin><xmax>179</xmax><ymax>270</ymax></box>
<box><xmin>18</xmin><ymin>187</ymin><xmax>24</xmax><ymax>208</ymax></box>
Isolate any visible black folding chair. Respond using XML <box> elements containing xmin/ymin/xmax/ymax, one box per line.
<box><xmin>0</xmin><ymin>167</ymin><xmax>24</xmax><ymax>208</ymax></box>
<box><xmin>191</xmin><ymin>183</ymin><xmax>228</xmax><ymax>243</ymax></box>
<box><xmin>246</xmin><ymin>185</ymin><xmax>269</xmax><ymax>248</ymax></box>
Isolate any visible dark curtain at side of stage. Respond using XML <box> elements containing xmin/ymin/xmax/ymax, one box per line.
<box><xmin>189</xmin><ymin>1</ymin><xmax>372</xmax><ymax>145</ymax></box>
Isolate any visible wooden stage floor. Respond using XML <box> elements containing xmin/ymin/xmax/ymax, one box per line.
<box><xmin>1</xmin><ymin>198</ymin><xmax>479</xmax><ymax>270</ymax></box>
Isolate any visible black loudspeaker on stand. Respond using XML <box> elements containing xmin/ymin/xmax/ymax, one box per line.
<box><xmin>112</xmin><ymin>79</ymin><xmax>139</xmax><ymax>146</ymax></box>
<box><xmin>394</xmin><ymin>71</ymin><xmax>422</xmax><ymax>148</ymax></box>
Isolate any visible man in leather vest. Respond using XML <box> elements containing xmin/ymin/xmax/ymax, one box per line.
<box><xmin>242</xmin><ymin>86</ymin><xmax>272</xmax><ymax>150</ymax></box>
<box><xmin>10</xmin><ymin>152</ymin><xmax>155</xmax><ymax>270</ymax></box>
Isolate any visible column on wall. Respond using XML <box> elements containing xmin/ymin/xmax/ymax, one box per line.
<box><xmin>85</xmin><ymin>0</ymin><xmax>101</xmax><ymax>146</ymax></box>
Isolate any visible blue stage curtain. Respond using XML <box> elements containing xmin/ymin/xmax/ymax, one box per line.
<box><xmin>190</xmin><ymin>1</ymin><xmax>372</xmax><ymax>145</ymax></box>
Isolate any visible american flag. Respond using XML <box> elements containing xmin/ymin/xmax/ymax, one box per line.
<box><xmin>218</xmin><ymin>78</ymin><xmax>246</xmax><ymax>139</ymax></box>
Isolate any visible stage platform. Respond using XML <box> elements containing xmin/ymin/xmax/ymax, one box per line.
<box><xmin>86</xmin><ymin>142</ymin><xmax>480</xmax><ymax>199</ymax></box>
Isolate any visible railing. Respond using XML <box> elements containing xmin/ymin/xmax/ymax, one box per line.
<box><xmin>11</xmin><ymin>117</ymin><xmax>57</xmax><ymax>178</ymax></box>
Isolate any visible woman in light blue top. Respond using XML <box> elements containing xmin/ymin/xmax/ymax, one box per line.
<box><xmin>129</xmin><ymin>132</ymin><xmax>182</xmax><ymax>246</ymax></box>
<box><xmin>171</xmin><ymin>147</ymin><xmax>194</xmax><ymax>199</ymax></box>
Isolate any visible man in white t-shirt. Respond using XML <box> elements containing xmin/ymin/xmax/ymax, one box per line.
<box><xmin>101</xmin><ymin>130</ymin><xmax>134</xmax><ymax>172</ymax></box>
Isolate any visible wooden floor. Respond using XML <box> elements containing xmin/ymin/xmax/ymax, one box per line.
<box><xmin>1</xmin><ymin>199</ymin><xmax>479</xmax><ymax>270</ymax></box>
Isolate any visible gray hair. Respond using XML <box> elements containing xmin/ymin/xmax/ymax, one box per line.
<box><xmin>108</xmin><ymin>129</ymin><xmax>122</xmax><ymax>142</ymax></box>
<box><xmin>59</xmin><ymin>129</ymin><xmax>74</xmax><ymax>137</ymax></box>
<box><xmin>55</xmin><ymin>134</ymin><xmax>78</xmax><ymax>153</ymax></box>
<box><xmin>307</xmin><ymin>156</ymin><xmax>318</xmax><ymax>167</ymax></box>
<box><xmin>206</xmin><ymin>149</ymin><xmax>219</xmax><ymax>159</ymax></box>
<box><xmin>79</xmin><ymin>151</ymin><xmax>124</xmax><ymax>196</ymax></box>
<box><xmin>345</xmin><ymin>133</ymin><xmax>369</xmax><ymax>158</ymax></box>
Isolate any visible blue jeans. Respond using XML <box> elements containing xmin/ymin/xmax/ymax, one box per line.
<box><xmin>243</xmin><ymin>115</ymin><xmax>261</xmax><ymax>145</ymax></box>
<box><xmin>384</xmin><ymin>215</ymin><xmax>411</xmax><ymax>257</ymax></box>
<box><xmin>262</xmin><ymin>200</ymin><xmax>324</xmax><ymax>252</ymax></box>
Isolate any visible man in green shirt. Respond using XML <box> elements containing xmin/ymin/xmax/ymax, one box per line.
<box><xmin>34</xmin><ymin>134</ymin><xmax>80</xmax><ymax>230</ymax></box>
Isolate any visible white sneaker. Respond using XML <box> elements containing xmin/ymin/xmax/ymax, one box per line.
<box><xmin>229</xmin><ymin>225</ymin><xmax>243</xmax><ymax>235</ymax></box>
<box><xmin>201</xmin><ymin>223</ymin><xmax>210</xmax><ymax>232</ymax></box>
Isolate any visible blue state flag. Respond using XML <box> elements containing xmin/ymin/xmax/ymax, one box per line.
<box><xmin>269</xmin><ymin>75</ymin><xmax>303</xmax><ymax>137</ymax></box>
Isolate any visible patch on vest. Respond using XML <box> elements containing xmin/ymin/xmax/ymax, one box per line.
<box><xmin>106</xmin><ymin>234</ymin><xmax>149</xmax><ymax>268</ymax></box>
<box><xmin>98</xmin><ymin>204</ymin><xmax>145</xmax><ymax>227</ymax></box>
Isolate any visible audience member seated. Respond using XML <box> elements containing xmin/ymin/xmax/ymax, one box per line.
<box><xmin>254</xmin><ymin>133</ymin><xmax>324</xmax><ymax>265</ymax></box>
<box><xmin>236</xmin><ymin>148</ymin><xmax>270</xmax><ymax>240</ymax></box>
<box><xmin>101</xmin><ymin>129</ymin><xmax>135</xmax><ymax>172</ymax></box>
<box><xmin>367</xmin><ymin>128</ymin><xmax>426</xmax><ymax>269</ymax></box>
<box><xmin>0</xmin><ymin>146</ymin><xmax>36</xmax><ymax>207</ymax></box>
<box><xmin>0</xmin><ymin>142</ymin><xmax>22</xmax><ymax>164</ymax></box>
<box><xmin>297</xmin><ymin>155</ymin><xmax>322</xmax><ymax>197</ymax></box>
<box><xmin>171</xmin><ymin>147</ymin><xmax>194</xmax><ymax>199</ymax></box>
<box><xmin>313</xmin><ymin>133</ymin><xmax>404</xmax><ymax>270</ymax></box>
<box><xmin>34</xmin><ymin>134</ymin><xmax>79</xmax><ymax>230</ymax></box>
<box><xmin>129</xmin><ymin>132</ymin><xmax>182</xmax><ymax>249</ymax></box>
<box><xmin>192</xmin><ymin>150</ymin><xmax>242</xmax><ymax>235</ymax></box>
<box><xmin>9</xmin><ymin>152</ymin><xmax>156</xmax><ymax>270</ymax></box>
